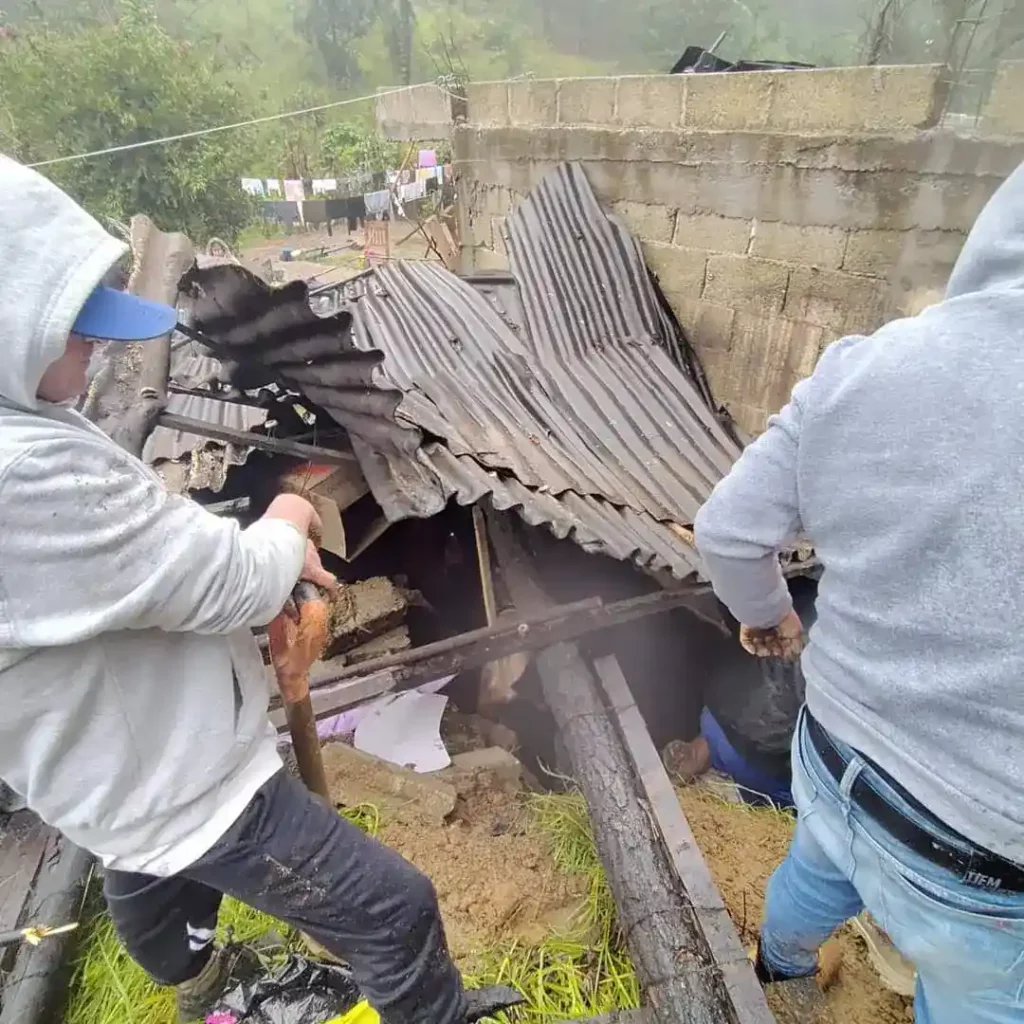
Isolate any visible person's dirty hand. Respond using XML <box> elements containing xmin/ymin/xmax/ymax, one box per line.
<box><xmin>301</xmin><ymin>540</ymin><xmax>338</xmax><ymax>593</ymax></box>
<box><xmin>739</xmin><ymin>609</ymin><xmax>804</xmax><ymax>661</ymax></box>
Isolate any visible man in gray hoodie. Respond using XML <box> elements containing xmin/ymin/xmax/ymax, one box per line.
<box><xmin>694</xmin><ymin>163</ymin><xmax>1024</xmax><ymax>1024</ymax></box>
<box><xmin>0</xmin><ymin>156</ymin><xmax>516</xmax><ymax>1024</ymax></box>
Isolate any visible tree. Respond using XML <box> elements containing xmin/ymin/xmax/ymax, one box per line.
<box><xmin>0</xmin><ymin>0</ymin><xmax>257</xmax><ymax>243</ymax></box>
<box><xmin>296</xmin><ymin>0</ymin><xmax>375</xmax><ymax>83</ymax></box>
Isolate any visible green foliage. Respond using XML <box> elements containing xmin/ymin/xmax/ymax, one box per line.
<box><xmin>0</xmin><ymin>0</ymin><xmax>256</xmax><ymax>243</ymax></box>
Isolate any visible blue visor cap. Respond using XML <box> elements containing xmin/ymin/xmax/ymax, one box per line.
<box><xmin>72</xmin><ymin>285</ymin><xmax>178</xmax><ymax>342</ymax></box>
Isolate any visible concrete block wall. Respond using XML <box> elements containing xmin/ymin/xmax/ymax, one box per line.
<box><xmin>378</xmin><ymin>66</ymin><xmax>1024</xmax><ymax>435</ymax></box>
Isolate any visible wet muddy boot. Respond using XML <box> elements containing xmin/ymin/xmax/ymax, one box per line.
<box><xmin>464</xmin><ymin>984</ymin><xmax>524</xmax><ymax>1022</ymax></box>
<box><xmin>175</xmin><ymin>945</ymin><xmax>261</xmax><ymax>1023</ymax></box>
<box><xmin>751</xmin><ymin>940</ymin><xmax>840</xmax><ymax>1022</ymax></box>
<box><xmin>851</xmin><ymin>912</ymin><xmax>916</xmax><ymax>997</ymax></box>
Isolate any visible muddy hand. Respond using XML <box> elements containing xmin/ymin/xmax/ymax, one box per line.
<box><xmin>739</xmin><ymin>609</ymin><xmax>804</xmax><ymax>661</ymax></box>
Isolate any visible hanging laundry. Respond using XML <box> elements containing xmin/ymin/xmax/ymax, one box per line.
<box><xmin>265</xmin><ymin>178</ymin><xmax>282</xmax><ymax>195</ymax></box>
<box><xmin>399</xmin><ymin>179</ymin><xmax>427</xmax><ymax>203</ymax></box>
<box><xmin>262</xmin><ymin>200</ymin><xmax>300</xmax><ymax>228</ymax></box>
<box><xmin>415</xmin><ymin>167</ymin><xmax>432</xmax><ymax>185</ymax></box>
<box><xmin>312</xmin><ymin>178</ymin><xmax>337</xmax><ymax>196</ymax></box>
<box><xmin>283</xmin><ymin>179</ymin><xmax>305</xmax><ymax>202</ymax></box>
<box><xmin>241</xmin><ymin>178</ymin><xmax>265</xmax><ymax>196</ymax></box>
<box><xmin>344</xmin><ymin>195</ymin><xmax>366</xmax><ymax>232</ymax></box>
<box><xmin>399</xmin><ymin>168</ymin><xmax>413</xmax><ymax>185</ymax></box>
<box><xmin>363</xmin><ymin>190</ymin><xmax>391</xmax><ymax>219</ymax></box>
<box><xmin>418</xmin><ymin>149</ymin><xmax>438</xmax><ymax>168</ymax></box>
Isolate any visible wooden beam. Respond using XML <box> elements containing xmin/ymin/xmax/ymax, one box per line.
<box><xmin>485</xmin><ymin>511</ymin><xmax>743</xmax><ymax>1024</ymax></box>
<box><xmin>156</xmin><ymin>412</ymin><xmax>357</xmax><ymax>464</ymax></box>
<box><xmin>594</xmin><ymin>654</ymin><xmax>775</xmax><ymax>1024</ymax></box>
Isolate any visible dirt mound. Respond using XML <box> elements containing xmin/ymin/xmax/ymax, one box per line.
<box><xmin>678</xmin><ymin>782</ymin><xmax>913</xmax><ymax>1024</ymax></box>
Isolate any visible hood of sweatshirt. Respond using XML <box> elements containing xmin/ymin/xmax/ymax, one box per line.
<box><xmin>0</xmin><ymin>155</ymin><xmax>127</xmax><ymax>411</ymax></box>
<box><xmin>946</xmin><ymin>159</ymin><xmax>1024</xmax><ymax>301</ymax></box>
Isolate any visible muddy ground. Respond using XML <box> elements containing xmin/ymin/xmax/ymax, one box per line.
<box><xmin>678</xmin><ymin>782</ymin><xmax>914</xmax><ymax>1024</ymax></box>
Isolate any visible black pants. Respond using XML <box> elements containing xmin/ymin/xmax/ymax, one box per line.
<box><xmin>103</xmin><ymin>770</ymin><xmax>466</xmax><ymax>1024</ymax></box>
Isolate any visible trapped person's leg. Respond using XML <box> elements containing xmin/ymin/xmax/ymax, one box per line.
<box><xmin>103</xmin><ymin>869</ymin><xmax>222</xmax><ymax>986</ymax></box>
<box><xmin>183</xmin><ymin>770</ymin><xmax>467</xmax><ymax>1024</ymax></box>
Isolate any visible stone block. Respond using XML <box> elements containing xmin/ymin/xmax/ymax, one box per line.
<box><xmin>509</xmin><ymin>79</ymin><xmax>559</xmax><ymax>125</ymax></box>
<box><xmin>983</xmin><ymin>61</ymin><xmax>1024</xmax><ymax>137</ymax></box>
<box><xmin>843</xmin><ymin>229</ymin><xmax>908</xmax><ymax>277</ymax></box>
<box><xmin>684</xmin><ymin>71</ymin><xmax>776</xmax><ymax>131</ymax></box>
<box><xmin>703</xmin><ymin>255</ymin><xmax>790</xmax><ymax>316</ymax></box>
<box><xmin>672</xmin><ymin>298</ymin><xmax>736</xmax><ymax>353</ymax></box>
<box><xmin>642</xmin><ymin>242</ymin><xmax>707</xmax><ymax>298</ymax></box>
<box><xmin>751</xmin><ymin>222</ymin><xmax>847</xmax><ymax>269</ymax></box>
<box><xmin>467</xmin><ymin>82</ymin><xmax>509</xmax><ymax>127</ymax></box>
<box><xmin>768</xmin><ymin>65</ymin><xmax>946</xmax><ymax>134</ymax></box>
<box><xmin>727</xmin><ymin>313</ymin><xmax>825</xmax><ymax>415</ymax></box>
<box><xmin>559</xmin><ymin>77</ymin><xmax>617</xmax><ymax>125</ymax></box>
<box><xmin>673</xmin><ymin>214</ymin><xmax>751</xmax><ymax>254</ymax></box>
<box><xmin>612</xmin><ymin>201</ymin><xmax>676</xmax><ymax>244</ymax></box>
<box><xmin>784</xmin><ymin>267</ymin><xmax>889</xmax><ymax>334</ymax></box>
<box><xmin>617</xmin><ymin>75</ymin><xmax>685</xmax><ymax>129</ymax></box>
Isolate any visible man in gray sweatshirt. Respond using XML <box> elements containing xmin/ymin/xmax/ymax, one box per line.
<box><xmin>0</xmin><ymin>156</ymin><xmax>517</xmax><ymax>1024</ymax></box>
<box><xmin>694</xmin><ymin>162</ymin><xmax>1024</xmax><ymax>1024</ymax></box>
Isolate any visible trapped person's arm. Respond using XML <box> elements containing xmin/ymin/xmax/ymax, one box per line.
<box><xmin>0</xmin><ymin>435</ymin><xmax>326</xmax><ymax>645</ymax></box>
<box><xmin>694</xmin><ymin>378</ymin><xmax>809</xmax><ymax>651</ymax></box>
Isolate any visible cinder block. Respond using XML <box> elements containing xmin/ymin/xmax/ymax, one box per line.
<box><xmin>467</xmin><ymin>82</ymin><xmax>509</xmax><ymax>127</ymax></box>
<box><xmin>509</xmin><ymin>79</ymin><xmax>558</xmax><ymax>125</ymax></box>
<box><xmin>703</xmin><ymin>255</ymin><xmax>790</xmax><ymax>317</ymax></box>
<box><xmin>727</xmin><ymin>313</ymin><xmax>824</xmax><ymax>415</ymax></box>
<box><xmin>642</xmin><ymin>243</ymin><xmax>707</xmax><ymax>298</ymax></box>
<box><xmin>784</xmin><ymin>267</ymin><xmax>889</xmax><ymax>334</ymax></box>
<box><xmin>612</xmin><ymin>201</ymin><xmax>676</xmax><ymax>244</ymax></box>
<box><xmin>672</xmin><ymin>298</ymin><xmax>736</xmax><ymax>352</ymax></box>
<box><xmin>843</xmin><ymin>229</ymin><xmax>908</xmax><ymax>277</ymax></box>
<box><xmin>983</xmin><ymin>61</ymin><xmax>1024</xmax><ymax>137</ymax></box>
<box><xmin>768</xmin><ymin>65</ymin><xmax>946</xmax><ymax>134</ymax></box>
<box><xmin>751</xmin><ymin>222</ymin><xmax>847</xmax><ymax>269</ymax></box>
<box><xmin>684</xmin><ymin>71</ymin><xmax>776</xmax><ymax>131</ymax></box>
<box><xmin>673</xmin><ymin>214</ymin><xmax>751</xmax><ymax>254</ymax></box>
<box><xmin>559</xmin><ymin>77</ymin><xmax>617</xmax><ymax>125</ymax></box>
<box><xmin>617</xmin><ymin>75</ymin><xmax>685</xmax><ymax>129</ymax></box>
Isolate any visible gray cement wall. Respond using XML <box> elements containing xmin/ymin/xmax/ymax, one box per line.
<box><xmin>377</xmin><ymin>65</ymin><xmax>1024</xmax><ymax>435</ymax></box>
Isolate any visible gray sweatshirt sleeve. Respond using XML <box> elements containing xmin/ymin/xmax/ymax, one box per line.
<box><xmin>693</xmin><ymin>379</ymin><xmax>808</xmax><ymax>628</ymax></box>
<box><xmin>0</xmin><ymin>437</ymin><xmax>307</xmax><ymax>645</ymax></box>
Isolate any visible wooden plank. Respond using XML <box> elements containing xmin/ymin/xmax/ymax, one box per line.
<box><xmin>485</xmin><ymin>512</ymin><xmax>741</xmax><ymax>1024</ymax></box>
<box><xmin>269</xmin><ymin>670</ymin><xmax>397</xmax><ymax>731</ymax></box>
<box><xmin>594</xmin><ymin>654</ymin><xmax>775</xmax><ymax>1024</ymax></box>
<box><xmin>156</xmin><ymin>412</ymin><xmax>357</xmax><ymax>464</ymax></box>
<box><xmin>0</xmin><ymin>814</ymin><xmax>51</xmax><ymax>957</ymax></box>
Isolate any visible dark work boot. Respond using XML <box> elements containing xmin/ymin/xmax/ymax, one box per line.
<box><xmin>750</xmin><ymin>941</ymin><xmax>840</xmax><ymax>1022</ymax></box>
<box><xmin>464</xmin><ymin>984</ymin><xmax>524</xmax><ymax>1022</ymax></box>
<box><xmin>175</xmin><ymin>945</ymin><xmax>261</xmax><ymax>1023</ymax></box>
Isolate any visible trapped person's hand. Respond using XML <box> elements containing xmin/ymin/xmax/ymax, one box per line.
<box><xmin>740</xmin><ymin>609</ymin><xmax>804</xmax><ymax>661</ymax></box>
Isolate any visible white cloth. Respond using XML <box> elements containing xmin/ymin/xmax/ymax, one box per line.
<box><xmin>399</xmin><ymin>180</ymin><xmax>427</xmax><ymax>202</ymax></box>
<box><xmin>265</xmin><ymin>178</ymin><xmax>282</xmax><ymax>195</ymax></box>
<box><xmin>311</xmin><ymin>179</ymin><xmax>337</xmax><ymax>195</ymax></box>
<box><xmin>283</xmin><ymin>179</ymin><xmax>305</xmax><ymax>201</ymax></box>
<box><xmin>241</xmin><ymin>178</ymin><xmax>265</xmax><ymax>196</ymax></box>
<box><xmin>0</xmin><ymin>156</ymin><xmax>305</xmax><ymax>876</ymax></box>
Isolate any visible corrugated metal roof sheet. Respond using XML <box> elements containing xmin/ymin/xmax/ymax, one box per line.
<box><xmin>299</xmin><ymin>163</ymin><xmax>744</xmax><ymax>578</ymax></box>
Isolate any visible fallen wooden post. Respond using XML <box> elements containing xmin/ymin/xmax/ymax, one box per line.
<box><xmin>594</xmin><ymin>654</ymin><xmax>775</xmax><ymax>1024</ymax></box>
<box><xmin>485</xmin><ymin>511</ymin><xmax>746</xmax><ymax>1024</ymax></box>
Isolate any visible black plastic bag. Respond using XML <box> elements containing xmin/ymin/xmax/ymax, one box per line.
<box><xmin>211</xmin><ymin>954</ymin><xmax>366</xmax><ymax>1024</ymax></box>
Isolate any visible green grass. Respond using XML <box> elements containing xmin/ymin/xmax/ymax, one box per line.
<box><xmin>64</xmin><ymin>796</ymin><xmax>638</xmax><ymax>1024</ymax></box>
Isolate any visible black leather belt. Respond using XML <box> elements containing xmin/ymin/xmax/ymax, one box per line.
<box><xmin>805</xmin><ymin>712</ymin><xmax>1024</xmax><ymax>893</ymax></box>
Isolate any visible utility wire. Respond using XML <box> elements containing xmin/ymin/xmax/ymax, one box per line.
<box><xmin>26</xmin><ymin>84</ymin><xmax>418</xmax><ymax>169</ymax></box>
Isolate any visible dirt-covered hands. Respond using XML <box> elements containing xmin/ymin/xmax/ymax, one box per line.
<box><xmin>739</xmin><ymin>608</ymin><xmax>804</xmax><ymax>661</ymax></box>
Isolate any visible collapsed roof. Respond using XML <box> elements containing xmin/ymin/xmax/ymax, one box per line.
<box><xmin>137</xmin><ymin>163</ymin><xmax>744</xmax><ymax>579</ymax></box>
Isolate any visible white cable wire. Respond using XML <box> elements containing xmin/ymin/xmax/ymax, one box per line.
<box><xmin>26</xmin><ymin>85</ymin><xmax>416</xmax><ymax>169</ymax></box>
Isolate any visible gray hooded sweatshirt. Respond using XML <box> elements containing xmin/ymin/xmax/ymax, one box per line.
<box><xmin>695</xmin><ymin>160</ymin><xmax>1024</xmax><ymax>865</ymax></box>
<box><xmin>0</xmin><ymin>156</ymin><xmax>306</xmax><ymax>876</ymax></box>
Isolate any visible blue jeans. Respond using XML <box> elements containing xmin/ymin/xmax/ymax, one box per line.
<box><xmin>761</xmin><ymin>709</ymin><xmax>1024</xmax><ymax>1024</ymax></box>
